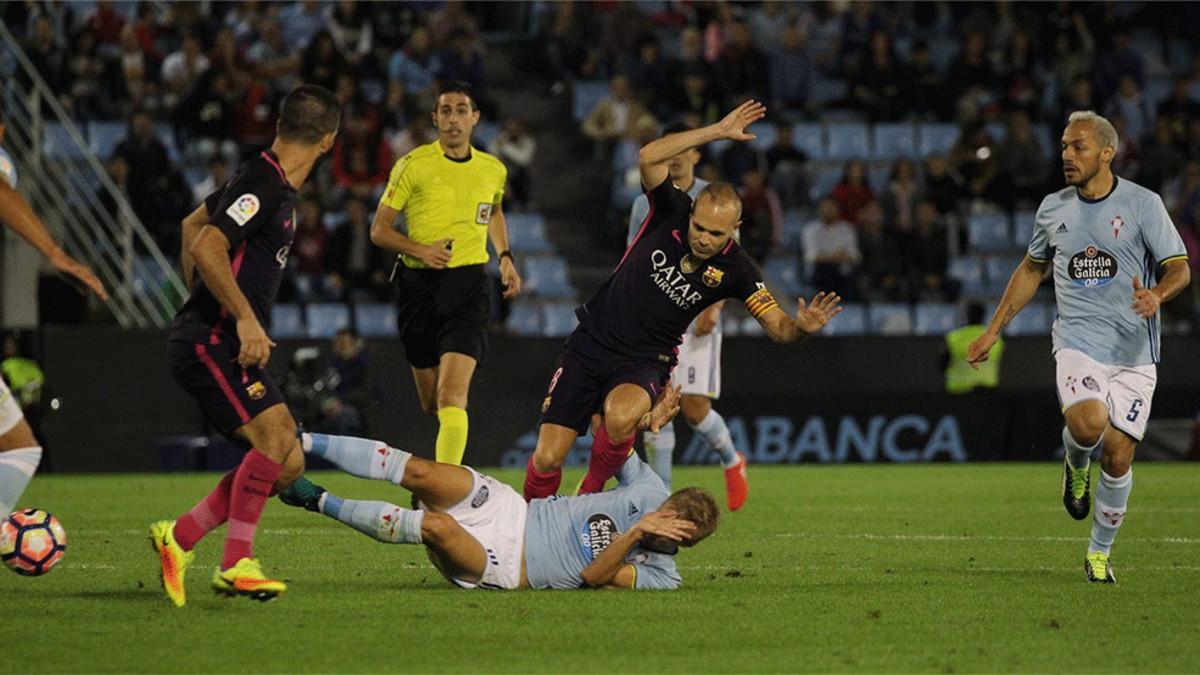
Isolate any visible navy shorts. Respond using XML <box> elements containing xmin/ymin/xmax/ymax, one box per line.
<box><xmin>394</xmin><ymin>263</ymin><xmax>490</xmax><ymax>369</ymax></box>
<box><xmin>539</xmin><ymin>329</ymin><xmax>674</xmax><ymax>436</ymax></box>
<box><xmin>167</xmin><ymin>338</ymin><xmax>285</xmax><ymax>440</ymax></box>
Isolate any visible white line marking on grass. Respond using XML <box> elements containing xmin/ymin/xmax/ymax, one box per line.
<box><xmin>676</xmin><ymin>564</ymin><xmax>1200</xmax><ymax>573</ymax></box>
<box><xmin>776</xmin><ymin>533</ymin><xmax>1200</xmax><ymax>544</ymax></box>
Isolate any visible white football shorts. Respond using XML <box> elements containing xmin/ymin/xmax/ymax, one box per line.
<box><xmin>431</xmin><ymin>468</ymin><xmax>527</xmax><ymax>590</ymax></box>
<box><xmin>673</xmin><ymin>329</ymin><xmax>722</xmax><ymax>399</ymax></box>
<box><xmin>1055</xmin><ymin>348</ymin><xmax>1157</xmax><ymax>441</ymax></box>
<box><xmin>0</xmin><ymin>377</ymin><xmax>24</xmax><ymax>436</ymax></box>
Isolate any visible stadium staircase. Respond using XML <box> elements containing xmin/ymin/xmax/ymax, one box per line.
<box><xmin>0</xmin><ymin>22</ymin><xmax>185</xmax><ymax>328</ymax></box>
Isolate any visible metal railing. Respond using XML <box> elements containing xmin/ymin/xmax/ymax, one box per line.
<box><xmin>0</xmin><ymin>22</ymin><xmax>186</xmax><ymax>328</ymax></box>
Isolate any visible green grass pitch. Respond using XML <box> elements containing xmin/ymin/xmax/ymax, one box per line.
<box><xmin>2</xmin><ymin>463</ymin><xmax>1198</xmax><ymax>673</ymax></box>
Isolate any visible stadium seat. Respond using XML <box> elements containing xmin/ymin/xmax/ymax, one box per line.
<box><xmin>928</xmin><ymin>37</ymin><xmax>958</xmax><ymax>74</ymax></box>
<box><xmin>948</xmin><ymin>256</ymin><xmax>985</xmax><ymax>295</ymax></box>
<box><xmin>780</xmin><ymin>210</ymin><xmax>809</xmax><ymax>251</ymax></box>
<box><xmin>763</xmin><ymin>255</ymin><xmax>803</xmax><ymax>297</ymax></box>
<box><xmin>572</xmin><ymin>80</ymin><xmax>609</xmax><ymax>121</ymax></box>
<box><xmin>43</xmin><ymin>122</ymin><xmax>88</xmax><ymax>160</ymax></box>
<box><xmin>506</xmin><ymin>301</ymin><xmax>541</xmax><ymax>336</ymax></box>
<box><xmin>1144</xmin><ymin>76</ymin><xmax>1172</xmax><ymax>108</ymax></box>
<box><xmin>913</xmin><ymin>303</ymin><xmax>960</xmax><ymax>336</ymax></box>
<box><xmin>808</xmin><ymin>77</ymin><xmax>848</xmax><ymax>108</ymax></box>
<box><xmin>506</xmin><ymin>212</ymin><xmax>554</xmax><ymax>253</ymax></box>
<box><xmin>474</xmin><ymin>121</ymin><xmax>500</xmax><ymax>148</ymax></box>
<box><xmin>867</xmin><ymin>163</ymin><xmax>892</xmax><ymax>192</ymax></box>
<box><xmin>790</xmin><ymin>122</ymin><xmax>824</xmax><ymax>160</ymax></box>
<box><xmin>985</xmin><ymin>256</ymin><xmax>1024</xmax><ymax>293</ymax></box>
<box><xmin>872</xmin><ymin>123</ymin><xmax>916</xmax><ymax>160</ymax></box>
<box><xmin>1031</xmin><ymin>123</ymin><xmax>1054</xmax><ymax>158</ymax></box>
<box><xmin>917</xmin><ymin>123</ymin><xmax>959</xmax><ymax>157</ymax></box>
<box><xmin>825</xmin><ymin>123</ymin><xmax>871</xmax><ymax>160</ymax></box>
<box><xmin>868</xmin><ymin>302</ymin><xmax>914</xmax><ymax>336</ymax></box>
<box><xmin>523</xmin><ymin>256</ymin><xmax>574</xmax><ymax>298</ymax></box>
<box><xmin>809</xmin><ymin>164</ymin><xmax>843</xmax><ymax>201</ymax></box>
<box><xmin>1011</xmin><ymin>210</ymin><xmax>1037</xmax><ymax>248</ymax></box>
<box><xmin>540</xmin><ymin>302</ymin><xmax>578</xmax><ymax>337</ymax></box>
<box><xmin>306</xmin><ymin>303</ymin><xmax>351</xmax><ymax>339</ymax></box>
<box><xmin>748</xmin><ymin>122</ymin><xmax>778</xmax><ymax>152</ymax></box>
<box><xmin>1003</xmin><ymin>302</ymin><xmax>1053</xmax><ymax>336</ymax></box>
<box><xmin>153</xmin><ymin>122</ymin><xmax>181</xmax><ymax>162</ymax></box>
<box><xmin>88</xmin><ymin>121</ymin><xmax>125</xmax><ymax>160</ymax></box>
<box><xmin>271</xmin><ymin>304</ymin><xmax>306</xmax><ymax>338</ymax></box>
<box><xmin>967</xmin><ymin>212</ymin><xmax>1012</xmax><ymax>253</ymax></box>
<box><xmin>821</xmin><ymin>303</ymin><xmax>866</xmax><ymax>336</ymax></box>
<box><xmin>354</xmin><ymin>303</ymin><xmax>397</xmax><ymax>338</ymax></box>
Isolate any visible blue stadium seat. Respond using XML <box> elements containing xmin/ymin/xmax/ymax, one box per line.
<box><xmin>809</xmin><ymin>77</ymin><xmax>848</xmax><ymax>108</ymax></box>
<box><xmin>867</xmin><ymin>163</ymin><xmax>891</xmax><ymax>192</ymax></box>
<box><xmin>748</xmin><ymin>122</ymin><xmax>778</xmax><ymax>152</ymax></box>
<box><xmin>43</xmin><ymin>122</ymin><xmax>88</xmax><ymax>160</ymax></box>
<box><xmin>354</xmin><ymin>303</ymin><xmax>397</xmax><ymax>338</ymax></box>
<box><xmin>1144</xmin><ymin>76</ymin><xmax>1173</xmax><ymax>108</ymax></box>
<box><xmin>763</xmin><ymin>255</ymin><xmax>803</xmax><ymax>297</ymax></box>
<box><xmin>88</xmin><ymin>121</ymin><xmax>125</xmax><ymax>160</ymax></box>
<box><xmin>1011</xmin><ymin>210</ymin><xmax>1037</xmax><ymax>248</ymax></box>
<box><xmin>868</xmin><ymin>302</ymin><xmax>914</xmax><ymax>336</ymax></box>
<box><xmin>780</xmin><ymin>210</ymin><xmax>810</xmax><ymax>251</ymax></box>
<box><xmin>948</xmin><ymin>256</ymin><xmax>985</xmax><ymax>295</ymax></box>
<box><xmin>572</xmin><ymin>80</ymin><xmax>609</xmax><ymax>121</ymax></box>
<box><xmin>985</xmin><ymin>256</ymin><xmax>1023</xmax><ymax>292</ymax></box>
<box><xmin>826</xmin><ymin>123</ymin><xmax>871</xmax><ymax>160</ymax></box>
<box><xmin>541</xmin><ymin>302</ymin><xmax>578</xmax><ymax>337</ymax></box>
<box><xmin>809</xmin><ymin>164</ymin><xmax>843</xmax><ymax>201</ymax></box>
<box><xmin>271</xmin><ymin>304</ymin><xmax>306</xmax><ymax>338</ymax></box>
<box><xmin>872</xmin><ymin>123</ymin><xmax>916</xmax><ymax>160</ymax></box>
<box><xmin>506</xmin><ymin>212</ymin><xmax>553</xmax><ymax>253</ymax></box>
<box><xmin>474</xmin><ymin>121</ymin><xmax>500</xmax><ymax>149</ymax></box>
<box><xmin>1003</xmin><ymin>302</ymin><xmax>1052</xmax><ymax>336</ymax></box>
<box><xmin>1031</xmin><ymin>123</ymin><xmax>1055</xmax><ymax>159</ymax></box>
<box><xmin>821</xmin><ymin>303</ymin><xmax>866</xmax><ymax>336</ymax></box>
<box><xmin>913</xmin><ymin>303</ymin><xmax>960</xmax><ymax>336</ymax></box>
<box><xmin>967</xmin><ymin>212</ymin><xmax>1012</xmax><ymax>253</ymax></box>
<box><xmin>506</xmin><ymin>302</ymin><xmax>541</xmax><ymax>336</ymax></box>
<box><xmin>523</xmin><ymin>256</ymin><xmax>574</xmax><ymax>298</ymax></box>
<box><xmin>790</xmin><ymin>123</ymin><xmax>824</xmax><ymax>160</ymax></box>
<box><xmin>306</xmin><ymin>303</ymin><xmax>351</xmax><ymax>339</ymax></box>
<box><xmin>153</xmin><ymin>122</ymin><xmax>181</xmax><ymax>162</ymax></box>
<box><xmin>917</xmin><ymin>123</ymin><xmax>960</xmax><ymax>157</ymax></box>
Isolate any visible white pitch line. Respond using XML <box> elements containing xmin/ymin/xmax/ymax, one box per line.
<box><xmin>676</xmin><ymin>564</ymin><xmax>1200</xmax><ymax>573</ymax></box>
<box><xmin>775</xmin><ymin>532</ymin><xmax>1200</xmax><ymax>544</ymax></box>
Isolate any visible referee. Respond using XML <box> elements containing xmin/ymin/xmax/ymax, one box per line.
<box><xmin>370</xmin><ymin>81</ymin><xmax>522</xmax><ymax>466</ymax></box>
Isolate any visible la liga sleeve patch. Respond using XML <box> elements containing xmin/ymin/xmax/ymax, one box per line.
<box><xmin>226</xmin><ymin>193</ymin><xmax>261</xmax><ymax>227</ymax></box>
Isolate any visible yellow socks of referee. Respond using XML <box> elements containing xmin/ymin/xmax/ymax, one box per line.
<box><xmin>435</xmin><ymin>406</ymin><xmax>469</xmax><ymax>465</ymax></box>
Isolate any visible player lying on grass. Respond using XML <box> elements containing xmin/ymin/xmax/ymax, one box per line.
<box><xmin>280</xmin><ymin>385</ymin><xmax>718</xmax><ymax>589</ymax></box>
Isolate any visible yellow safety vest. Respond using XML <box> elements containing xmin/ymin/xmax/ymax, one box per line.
<box><xmin>945</xmin><ymin>325</ymin><xmax>1003</xmax><ymax>394</ymax></box>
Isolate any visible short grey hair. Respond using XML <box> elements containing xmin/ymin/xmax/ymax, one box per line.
<box><xmin>1068</xmin><ymin>110</ymin><xmax>1119</xmax><ymax>150</ymax></box>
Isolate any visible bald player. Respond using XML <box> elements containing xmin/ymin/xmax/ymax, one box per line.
<box><xmin>523</xmin><ymin>101</ymin><xmax>843</xmax><ymax>502</ymax></box>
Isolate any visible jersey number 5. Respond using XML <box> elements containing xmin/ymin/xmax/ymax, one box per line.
<box><xmin>1125</xmin><ymin>399</ymin><xmax>1144</xmax><ymax>423</ymax></box>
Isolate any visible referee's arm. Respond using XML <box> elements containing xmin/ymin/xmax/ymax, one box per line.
<box><xmin>488</xmin><ymin>202</ymin><xmax>522</xmax><ymax>298</ymax></box>
<box><xmin>369</xmin><ymin>202</ymin><xmax>452</xmax><ymax>269</ymax></box>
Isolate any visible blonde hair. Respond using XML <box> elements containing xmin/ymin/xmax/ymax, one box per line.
<box><xmin>663</xmin><ymin>487</ymin><xmax>720</xmax><ymax>545</ymax></box>
<box><xmin>1068</xmin><ymin>110</ymin><xmax>1119</xmax><ymax>151</ymax></box>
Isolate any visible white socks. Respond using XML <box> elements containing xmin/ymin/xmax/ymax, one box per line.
<box><xmin>302</xmin><ymin>433</ymin><xmax>411</xmax><ymax>485</ymax></box>
<box><xmin>644</xmin><ymin>421</ymin><xmax>676</xmax><ymax>488</ymax></box>
<box><xmin>319</xmin><ymin>494</ymin><xmax>424</xmax><ymax>544</ymax></box>
<box><xmin>1090</xmin><ymin>469</ymin><xmax>1131</xmax><ymax>555</ymax></box>
<box><xmin>0</xmin><ymin>447</ymin><xmax>42</xmax><ymax>515</ymax></box>
<box><xmin>693</xmin><ymin>410</ymin><xmax>739</xmax><ymax>468</ymax></box>
<box><xmin>1062</xmin><ymin>427</ymin><xmax>1100</xmax><ymax>470</ymax></box>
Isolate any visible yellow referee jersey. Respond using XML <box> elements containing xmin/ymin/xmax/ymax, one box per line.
<box><xmin>380</xmin><ymin>140</ymin><xmax>508</xmax><ymax>269</ymax></box>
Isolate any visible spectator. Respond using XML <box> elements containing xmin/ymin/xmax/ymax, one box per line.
<box><xmin>326</xmin><ymin>0</ymin><xmax>374</xmax><ymax>68</ymax></box>
<box><xmin>116</xmin><ymin>23</ymin><xmax>161</xmax><ymax>117</ymax></box>
<box><xmin>769</xmin><ymin>22</ymin><xmax>813</xmax><ymax>119</ymax></box>
<box><xmin>291</xmin><ymin>198</ymin><xmax>331</xmax><ymax>298</ymax></box>
<box><xmin>999</xmin><ymin>29</ymin><xmax>1042</xmax><ymax>119</ymax></box>
<box><xmin>175</xmin><ymin>69</ymin><xmax>238</xmax><ymax>164</ymax></box>
<box><xmin>738</xmin><ymin>167</ymin><xmax>783</xmax><ymax>262</ymax></box>
<box><xmin>301</xmin><ymin>31</ymin><xmax>346</xmax><ymax>93</ymax></box>
<box><xmin>881</xmin><ymin>159</ymin><xmax>920</xmax><ymax>233</ymax></box>
<box><xmin>856</xmin><ymin>200</ymin><xmax>904</xmax><ymax>301</ymax></box>
<box><xmin>327</xmin><ymin>197</ymin><xmax>391</xmax><ymax>301</ymax></box>
<box><xmin>542</xmin><ymin>1</ymin><xmax>597</xmax><ymax>90</ymax></box>
<box><xmin>907</xmin><ymin>200</ymin><xmax>954</xmax><ymax>301</ymax></box>
<box><xmin>802</xmin><ymin>197</ymin><xmax>860</xmax><ymax>300</ymax></box>
<box><xmin>428</xmin><ymin>0</ymin><xmax>479</xmax><ymax>49</ymax></box>
<box><xmin>321</xmin><ymin>328</ymin><xmax>370</xmax><ymax>435</ymax></box>
<box><xmin>765</xmin><ymin>123</ymin><xmax>809</xmax><ymax>209</ymax></box>
<box><xmin>161</xmin><ymin>32</ymin><xmax>210</xmax><ymax>108</ymax></box>
<box><xmin>332</xmin><ymin>110</ymin><xmax>393</xmax><ymax>198</ymax></box>
<box><xmin>388</xmin><ymin>27</ymin><xmax>439</xmax><ymax>102</ymax></box>
<box><xmin>435</xmin><ymin>30</ymin><xmax>488</xmax><ymax>109</ymax></box>
<box><xmin>950</xmin><ymin>32</ymin><xmax>996</xmax><ymax>101</ymax></box>
<box><xmin>277</xmin><ymin>0</ymin><xmax>327</xmax><ymax>50</ymax></box>
<box><xmin>390</xmin><ymin>112</ymin><xmax>437</xmax><ymax>159</ymax></box>
<box><xmin>674</xmin><ymin>71</ymin><xmax>722</xmax><ymax>128</ymax></box>
<box><xmin>837</xmin><ymin>0</ymin><xmax>882</xmax><ymax>76</ymax></box>
<box><xmin>1049</xmin><ymin>10</ymin><xmax>1095</xmax><ymax>96</ymax></box>
<box><xmin>87</xmin><ymin>0</ymin><xmax>127</xmax><ymax>48</ymax></box>
<box><xmin>850</xmin><ymin>31</ymin><xmax>904</xmax><ymax>121</ymax></box>
<box><xmin>23</xmin><ymin>15</ymin><xmax>67</xmax><ymax>93</ymax></box>
<box><xmin>902</xmin><ymin>41</ymin><xmax>948</xmax><ymax>121</ymax></box>
<box><xmin>994</xmin><ymin>111</ymin><xmax>1049</xmax><ymax>208</ymax></box>
<box><xmin>95</xmin><ymin>155</ymin><xmax>133</xmax><ymax>230</ymax></box>
<box><xmin>921</xmin><ymin>154</ymin><xmax>962</xmax><ymax>215</ymax></box>
<box><xmin>715</xmin><ymin>20</ymin><xmax>769</xmax><ymax>104</ymax></box>
<box><xmin>582</xmin><ymin>75</ymin><xmax>649</xmax><ymax>144</ymax></box>
<box><xmin>246</xmin><ymin>17</ymin><xmax>302</xmax><ymax>97</ymax></box>
<box><xmin>1138</xmin><ymin>118</ymin><xmax>1187</xmax><ymax>193</ymax></box>
<box><xmin>114</xmin><ymin>111</ymin><xmax>171</xmax><ymax>223</ymax></box>
<box><xmin>64</xmin><ymin>27</ymin><xmax>111</xmax><ymax>120</ymax></box>
<box><xmin>1058</xmin><ymin>74</ymin><xmax>1096</xmax><ymax>129</ymax></box>
<box><xmin>947</xmin><ymin>122</ymin><xmax>998</xmax><ymax>202</ymax></box>
<box><xmin>719</xmin><ymin>106</ymin><xmax>764</xmax><ymax>187</ymax></box>
<box><xmin>626</xmin><ymin>35</ymin><xmax>672</xmax><ymax>120</ymax></box>
<box><xmin>1093</xmin><ymin>30</ymin><xmax>1145</xmax><ymax>104</ymax></box>
<box><xmin>1157</xmin><ymin>76</ymin><xmax>1200</xmax><ymax>145</ymax></box>
<box><xmin>191</xmin><ymin>156</ymin><xmax>230</xmax><ymax>205</ymax></box>
<box><xmin>831</xmin><ymin>159</ymin><xmax>875</xmax><ymax>224</ymax></box>
<box><xmin>671</xmin><ymin>26</ymin><xmax>717</xmax><ymax>100</ymax></box>
<box><xmin>488</xmin><ymin>118</ymin><xmax>537</xmax><ymax>211</ymax></box>
<box><xmin>1104</xmin><ymin>75</ymin><xmax>1153</xmax><ymax>143</ymax></box>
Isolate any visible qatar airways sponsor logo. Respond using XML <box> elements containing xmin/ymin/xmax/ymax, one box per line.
<box><xmin>649</xmin><ymin>249</ymin><xmax>703</xmax><ymax>309</ymax></box>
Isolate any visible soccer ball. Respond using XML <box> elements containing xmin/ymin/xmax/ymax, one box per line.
<box><xmin>0</xmin><ymin>509</ymin><xmax>67</xmax><ymax>576</ymax></box>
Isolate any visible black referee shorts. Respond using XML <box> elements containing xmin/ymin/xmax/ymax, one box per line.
<box><xmin>394</xmin><ymin>263</ymin><xmax>490</xmax><ymax>369</ymax></box>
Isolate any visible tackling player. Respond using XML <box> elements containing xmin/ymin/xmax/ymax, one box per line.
<box><xmin>0</xmin><ymin>113</ymin><xmax>108</xmax><ymax>518</ymax></box>
<box><xmin>148</xmin><ymin>85</ymin><xmax>341</xmax><ymax>605</ymax></box>
<box><xmin>523</xmin><ymin>101</ymin><xmax>842</xmax><ymax>503</ymax></box>
<box><xmin>279</xmin><ymin>384</ymin><xmax>716</xmax><ymax>590</ymax></box>
<box><xmin>967</xmin><ymin>111</ymin><xmax>1190</xmax><ymax>583</ymax></box>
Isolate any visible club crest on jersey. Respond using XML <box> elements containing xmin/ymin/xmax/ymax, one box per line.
<box><xmin>1068</xmin><ymin>246</ymin><xmax>1117</xmax><ymax>288</ymax></box>
<box><xmin>702</xmin><ymin>266</ymin><xmax>724</xmax><ymax>288</ymax></box>
<box><xmin>246</xmin><ymin>381</ymin><xmax>266</xmax><ymax>400</ymax></box>
<box><xmin>226</xmin><ymin>193</ymin><xmax>260</xmax><ymax>226</ymax></box>
<box><xmin>476</xmin><ymin>203</ymin><xmax>493</xmax><ymax>225</ymax></box>
<box><xmin>1111</xmin><ymin>215</ymin><xmax>1124</xmax><ymax>238</ymax></box>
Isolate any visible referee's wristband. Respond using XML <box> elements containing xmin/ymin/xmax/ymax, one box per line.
<box><xmin>498</xmin><ymin>250</ymin><xmax>514</xmax><ymax>263</ymax></box>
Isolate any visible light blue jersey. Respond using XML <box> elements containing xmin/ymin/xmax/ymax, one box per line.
<box><xmin>1027</xmin><ymin>177</ymin><xmax>1188</xmax><ymax>365</ymax></box>
<box><xmin>523</xmin><ymin>455</ymin><xmax>682</xmax><ymax>590</ymax></box>
<box><xmin>0</xmin><ymin>146</ymin><xmax>17</xmax><ymax>188</ymax></box>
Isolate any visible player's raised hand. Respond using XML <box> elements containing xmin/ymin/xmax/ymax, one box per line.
<box><xmin>717</xmin><ymin>100</ymin><xmax>766</xmax><ymax>142</ymax></box>
<box><xmin>236</xmin><ymin>317</ymin><xmax>276</xmax><ymax>369</ymax></box>
<box><xmin>643</xmin><ymin>382</ymin><xmax>682</xmax><ymax>433</ymax></box>
<box><xmin>49</xmin><ymin>250</ymin><xmax>109</xmax><ymax>301</ymax></box>
<box><xmin>635</xmin><ymin>509</ymin><xmax>697</xmax><ymax>543</ymax></box>
<box><xmin>965</xmin><ymin>332</ymin><xmax>999</xmax><ymax>370</ymax></box>
<box><xmin>1131</xmin><ymin>276</ymin><xmax>1160</xmax><ymax>318</ymax></box>
<box><xmin>794</xmin><ymin>291</ymin><xmax>842</xmax><ymax>334</ymax></box>
<box><xmin>420</xmin><ymin>239</ymin><xmax>453</xmax><ymax>269</ymax></box>
<box><xmin>499</xmin><ymin>256</ymin><xmax>522</xmax><ymax>299</ymax></box>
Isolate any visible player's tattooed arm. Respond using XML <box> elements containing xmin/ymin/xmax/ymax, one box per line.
<box><xmin>966</xmin><ymin>255</ymin><xmax>1049</xmax><ymax>368</ymax></box>
<box><xmin>638</xmin><ymin>100</ymin><xmax>766</xmax><ymax>190</ymax></box>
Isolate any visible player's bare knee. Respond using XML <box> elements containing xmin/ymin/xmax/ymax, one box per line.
<box><xmin>420</xmin><ymin>512</ymin><xmax>455</xmax><ymax>544</ymax></box>
<box><xmin>603</xmin><ymin>411</ymin><xmax>639</xmax><ymax>441</ymax></box>
<box><xmin>1065</xmin><ymin>410</ymin><xmax>1106</xmax><ymax>446</ymax></box>
<box><xmin>681</xmin><ymin>396</ymin><xmax>709</xmax><ymax>426</ymax></box>
<box><xmin>435</xmin><ymin>390</ymin><xmax>467</xmax><ymax>411</ymax></box>
<box><xmin>532</xmin><ymin>444</ymin><xmax>565</xmax><ymax>473</ymax></box>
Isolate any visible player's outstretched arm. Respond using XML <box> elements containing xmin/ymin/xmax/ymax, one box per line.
<box><xmin>191</xmin><ymin>225</ymin><xmax>275</xmax><ymax>368</ymax></box>
<box><xmin>580</xmin><ymin>510</ymin><xmax>694</xmax><ymax>589</ymax></box>
<box><xmin>0</xmin><ymin>180</ymin><xmax>108</xmax><ymax>300</ymax></box>
<box><xmin>369</xmin><ymin>202</ymin><xmax>452</xmax><ymax>269</ymax></box>
<box><xmin>755</xmin><ymin>292</ymin><xmax>843</xmax><ymax>344</ymax></box>
<box><xmin>1131</xmin><ymin>261</ymin><xmax>1190</xmax><ymax>318</ymax></box>
<box><xmin>965</xmin><ymin>255</ymin><xmax>1050</xmax><ymax>368</ymax></box>
<box><xmin>637</xmin><ymin>100</ymin><xmax>766</xmax><ymax>190</ymax></box>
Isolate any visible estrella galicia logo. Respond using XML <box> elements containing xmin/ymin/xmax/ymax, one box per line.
<box><xmin>471</xmin><ymin>485</ymin><xmax>489</xmax><ymax>508</ymax></box>
<box><xmin>579</xmin><ymin>513</ymin><xmax>619</xmax><ymax>561</ymax></box>
<box><xmin>1069</xmin><ymin>246</ymin><xmax>1118</xmax><ymax>287</ymax></box>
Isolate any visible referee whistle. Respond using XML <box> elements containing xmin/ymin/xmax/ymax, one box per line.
<box><xmin>444</xmin><ymin>239</ymin><xmax>454</xmax><ymax>251</ymax></box>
